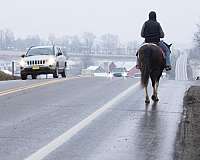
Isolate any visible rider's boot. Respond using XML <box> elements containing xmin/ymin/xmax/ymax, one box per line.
<box><xmin>159</xmin><ymin>41</ymin><xmax>172</xmax><ymax>71</ymax></box>
<box><xmin>165</xmin><ymin>57</ymin><xmax>171</xmax><ymax>71</ymax></box>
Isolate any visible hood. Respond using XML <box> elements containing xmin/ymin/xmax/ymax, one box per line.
<box><xmin>149</xmin><ymin>11</ymin><xmax>157</xmax><ymax>21</ymax></box>
<box><xmin>24</xmin><ymin>55</ymin><xmax>55</xmax><ymax>61</ymax></box>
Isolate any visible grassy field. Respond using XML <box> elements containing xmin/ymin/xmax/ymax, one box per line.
<box><xmin>0</xmin><ymin>71</ymin><xmax>20</xmax><ymax>81</ymax></box>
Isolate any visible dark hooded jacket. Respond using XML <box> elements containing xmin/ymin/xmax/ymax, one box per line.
<box><xmin>141</xmin><ymin>11</ymin><xmax>164</xmax><ymax>43</ymax></box>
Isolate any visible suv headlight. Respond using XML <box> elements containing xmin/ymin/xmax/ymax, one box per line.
<box><xmin>19</xmin><ymin>59</ymin><xmax>26</xmax><ymax>67</ymax></box>
<box><xmin>47</xmin><ymin>58</ymin><xmax>56</xmax><ymax>65</ymax></box>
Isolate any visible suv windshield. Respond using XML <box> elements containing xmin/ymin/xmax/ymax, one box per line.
<box><xmin>27</xmin><ymin>47</ymin><xmax>54</xmax><ymax>56</ymax></box>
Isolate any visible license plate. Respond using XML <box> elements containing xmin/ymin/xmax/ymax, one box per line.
<box><xmin>32</xmin><ymin>65</ymin><xmax>39</xmax><ymax>70</ymax></box>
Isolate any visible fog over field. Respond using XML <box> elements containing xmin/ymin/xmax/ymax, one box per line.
<box><xmin>0</xmin><ymin>51</ymin><xmax>22</xmax><ymax>61</ymax></box>
<box><xmin>0</xmin><ymin>0</ymin><xmax>199</xmax><ymax>49</ymax></box>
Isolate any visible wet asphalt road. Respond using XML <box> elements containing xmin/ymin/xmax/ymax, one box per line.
<box><xmin>0</xmin><ymin>77</ymin><xmax>191</xmax><ymax>160</ymax></box>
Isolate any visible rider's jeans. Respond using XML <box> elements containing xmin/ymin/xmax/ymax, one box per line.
<box><xmin>159</xmin><ymin>41</ymin><xmax>171</xmax><ymax>66</ymax></box>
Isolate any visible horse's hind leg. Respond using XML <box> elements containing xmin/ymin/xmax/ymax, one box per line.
<box><xmin>144</xmin><ymin>86</ymin><xmax>150</xmax><ymax>104</ymax></box>
<box><xmin>152</xmin><ymin>81</ymin><xmax>159</xmax><ymax>102</ymax></box>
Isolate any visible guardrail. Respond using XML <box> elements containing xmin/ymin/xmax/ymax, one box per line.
<box><xmin>0</xmin><ymin>61</ymin><xmax>20</xmax><ymax>76</ymax></box>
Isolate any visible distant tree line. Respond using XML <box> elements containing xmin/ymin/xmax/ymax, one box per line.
<box><xmin>192</xmin><ymin>24</ymin><xmax>200</xmax><ymax>59</ymax></box>
<box><xmin>0</xmin><ymin>29</ymin><xmax>139</xmax><ymax>55</ymax></box>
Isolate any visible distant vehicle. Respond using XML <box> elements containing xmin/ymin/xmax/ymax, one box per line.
<box><xmin>111</xmin><ymin>67</ymin><xmax>128</xmax><ymax>77</ymax></box>
<box><xmin>19</xmin><ymin>46</ymin><xmax>67</xmax><ymax>80</ymax></box>
<box><xmin>133</xmin><ymin>72</ymin><xmax>141</xmax><ymax>78</ymax></box>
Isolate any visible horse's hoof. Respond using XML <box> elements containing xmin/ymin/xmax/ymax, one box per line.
<box><xmin>145</xmin><ymin>99</ymin><xmax>150</xmax><ymax>104</ymax></box>
<box><xmin>151</xmin><ymin>95</ymin><xmax>159</xmax><ymax>102</ymax></box>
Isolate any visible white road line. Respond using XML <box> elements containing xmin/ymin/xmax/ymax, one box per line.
<box><xmin>25</xmin><ymin>82</ymin><xmax>140</xmax><ymax>160</ymax></box>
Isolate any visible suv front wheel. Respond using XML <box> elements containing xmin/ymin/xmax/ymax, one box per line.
<box><xmin>32</xmin><ymin>74</ymin><xmax>37</xmax><ymax>79</ymax></box>
<box><xmin>53</xmin><ymin>68</ymin><xmax>59</xmax><ymax>78</ymax></box>
<box><xmin>21</xmin><ymin>74</ymin><xmax>27</xmax><ymax>80</ymax></box>
<box><xmin>61</xmin><ymin>68</ymin><xmax>66</xmax><ymax>78</ymax></box>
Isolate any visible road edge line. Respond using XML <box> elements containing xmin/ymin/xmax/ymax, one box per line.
<box><xmin>25</xmin><ymin>82</ymin><xmax>140</xmax><ymax>160</ymax></box>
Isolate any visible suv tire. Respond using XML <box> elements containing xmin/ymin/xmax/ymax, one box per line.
<box><xmin>32</xmin><ymin>74</ymin><xmax>37</xmax><ymax>79</ymax></box>
<box><xmin>21</xmin><ymin>74</ymin><xmax>27</xmax><ymax>80</ymax></box>
<box><xmin>61</xmin><ymin>68</ymin><xmax>66</xmax><ymax>78</ymax></box>
<box><xmin>53</xmin><ymin>68</ymin><xmax>59</xmax><ymax>78</ymax></box>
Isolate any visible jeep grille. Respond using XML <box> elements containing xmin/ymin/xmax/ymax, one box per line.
<box><xmin>27</xmin><ymin>60</ymin><xmax>46</xmax><ymax>65</ymax></box>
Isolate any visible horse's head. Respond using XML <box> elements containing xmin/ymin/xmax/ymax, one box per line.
<box><xmin>163</xmin><ymin>42</ymin><xmax>172</xmax><ymax>52</ymax></box>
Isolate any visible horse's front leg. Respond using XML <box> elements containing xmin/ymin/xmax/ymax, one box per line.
<box><xmin>144</xmin><ymin>86</ymin><xmax>150</xmax><ymax>104</ymax></box>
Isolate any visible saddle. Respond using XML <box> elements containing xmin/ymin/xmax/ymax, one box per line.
<box><xmin>136</xmin><ymin>41</ymin><xmax>172</xmax><ymax>70</ymax></box>
<box><xmin>136</xmin><ymin>43</ymin><xmax>165</xmax><ymax>70</ymax></box>
<box><xmin>136</xmin><ymin>43</ymin><xmax>165</xmax><ymax>59</ymax></box>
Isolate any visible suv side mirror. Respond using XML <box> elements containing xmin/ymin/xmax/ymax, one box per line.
<box><xmin>21</xmin><ymin>54</ymin><xmax>25</xmax><ymax>58</ymax></box>
<box><xmin>57</xmin><ymin>52</ymin><xmax>62</xmax><ymax>56</ymax></box>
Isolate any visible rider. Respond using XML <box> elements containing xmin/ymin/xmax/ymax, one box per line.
<box><xmin>136</xmin><ymin>11</ymin><xmax>171</xmax><ymax>71</ymax></box>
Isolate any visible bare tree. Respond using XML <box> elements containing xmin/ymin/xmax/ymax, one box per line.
<box><xmin>81</xmin><ymin>55</ymin><xmax>94</xmax><ymax>69</ymax></box>
<box><xmin>4</xmin><ymin>29</ymin><xmax>15</xmax><ymax>49</ymax></box>
<box><xmin>101</xmin><ymin>34</ymin><xmax>119</xmax><ymax>54</ymax></box>
<box><xmin>0</xmin><ymin>30</ymin><xmax>5</xmax><ymax>49</ymax></box>
<box><xmin>0</xmin><ymin>28</ymin><xmax>141</xmax><ymax>56</ymax></box>
<box><xmin>127</xmin><ymin>41</ymin><xmax>139</xmax><ymax>55</ymax></box>
<box><xmin>48</xmin><ymin>33</ymin><xmax>56</xmax><ymax>45</ymax></box>
<box><xmin>0</xmin><ymin>29</ymin><xmax>15</xmax><ymax>50</ymax></box>
<box><xmin>24</xmin><ymin>35</ymin><xmax>41</xmax><ymax>48</ymax></box>
<box><xmin>194</xmin><ymin>24</ymin><xmax>200</xmax><ymax>48</ymax></box>
<box><xmin>60</xmin><ymin>35</ymin><xmax>70</xmax><ymax>51</ymax></box>
<box><xmin>191</xmin><ymin>24</ymin><xmax>200</xmax><ymax>59</ymax></box>
<box><xmin>70</xmin><ymin>36</ymin><xmax>81</xmax><ymax>53</ymax></box>
<box><xmin>82</xmin><ymin>32</ymin><xmax>96</xmax><ymax>54</ymax></box>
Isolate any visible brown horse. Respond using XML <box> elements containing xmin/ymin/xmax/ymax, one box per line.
<box><xmin>138</xmin><ymin>43</ymin><xmax>165</xmax><ymax>103</ymax></box>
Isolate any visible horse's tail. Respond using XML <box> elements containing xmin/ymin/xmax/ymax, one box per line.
<box><xmin>141</xmin><ymin>48</ymin><xmax>151</xmax><ymax>88</ymax></box>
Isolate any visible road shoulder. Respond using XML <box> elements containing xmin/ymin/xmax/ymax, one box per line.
<box><xmin>175</xmin><ymin>86</ymin><xmax>200</xmax><ymax>160</ymax></box>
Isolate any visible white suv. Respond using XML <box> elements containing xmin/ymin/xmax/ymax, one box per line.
<box><xmin>19</xmin><ymin>46</ymin><xmax>67</xmax><ymax>80</ymax></box>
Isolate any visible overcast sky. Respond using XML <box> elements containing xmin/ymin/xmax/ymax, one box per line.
<box><xmin>0</xmin><ymin>0</ymin><xmax>200</xmax><ymax>48</ymax></box>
